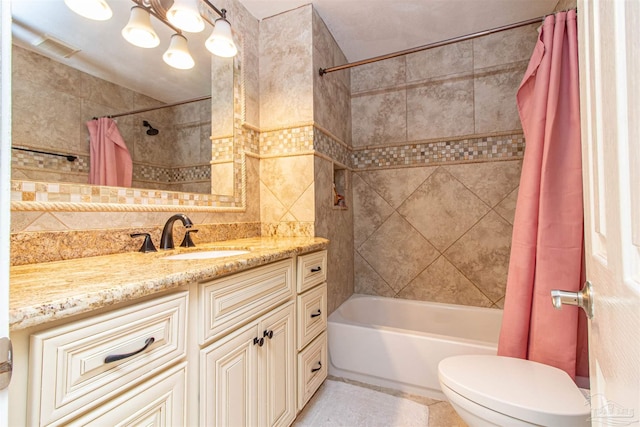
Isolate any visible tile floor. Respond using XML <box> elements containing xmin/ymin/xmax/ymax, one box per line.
<box><xmin>293</xmin><ymin>376</ymin><xmax>467</xmax><ymax>427</ymax></box>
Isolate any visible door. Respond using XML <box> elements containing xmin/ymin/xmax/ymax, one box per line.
<box><xmin>0</xmin><ymin>1</ymin><xmax>13</xmax><ymax>425</ymax></box>
<box><xmin>578</xmin><ymin>1</ymin><xmax>640</xmax><ymax>425</ymax></box>
<box><xmin>260</xmin><ymin>302</ymin><xmax>296</xmax><ymax>427</ymax></box>
<box><xmin>201</xmin><ymin>322</ymin><xmax>259</xmax><ymax>427</ymax></box>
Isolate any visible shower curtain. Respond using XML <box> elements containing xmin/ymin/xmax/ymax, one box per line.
<box><xmin>86</xmin><ymin>117</ymin><xmax>133</xmax><ymax>187</ymax></box>
<box><xmin>498</xmin><ymin>9</ymin><xmax>588</xmax><ymax>380</ymax></box>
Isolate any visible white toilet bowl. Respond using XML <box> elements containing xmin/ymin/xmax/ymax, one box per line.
<box><xmin>438</xmin><ymin>355</ymin><xmax>590</xmax><ymax>427</ymax></box>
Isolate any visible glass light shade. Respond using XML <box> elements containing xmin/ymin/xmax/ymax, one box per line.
<box><xmin>163</xmin><ymin>34</ymin><xmax>195</xmax><ymax>69</ymax></box>
<box><xmin>166</xmin><ymin>0</ymin><xmax>205</xmax><ymax>33</ymax></box>
<box><xmin>64</xmin><ymin>0</ymin><xmax>112</xmax><ymax>21</ymax></box>
<box><xmin>121</xmin><ymin>6</ymin><xmax>160</xmax><ymax>48</ymax></box>
<box><xmin>205</xmin><ymin>18</ymin><xmax>237</xmax><ymax>57</ymax></box>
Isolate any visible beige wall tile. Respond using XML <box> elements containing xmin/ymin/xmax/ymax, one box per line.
<box><xmin>351</xmin><ymin>57</ymin><xmax>406</xmax><ymax>93</ymax></box>
<box><xmin>406</xmin><ymin>41</ymin><xmax>473</xmax><ymax>82</ymax></box>
<box><xmin>398</xmin><ymin>167</ymin><xmax>490</xmax><ymax>252</ymax></box>
<box><xmin>444</xmin><ymin>211</ymin><xmax>513</xmax><ymax>303</ymax></box>
<box><xmin>354</xmin><ymin>252</ymin><xmax>395</xmax><ymax>297</ymax></box>
<box><xmin>358</xmin><ymin>212</ymin><xmax>438</xmax><ymax>292</ymax></box>
<box><xmin>259</xmin><ymin>5</ymin><xmax>314</xmax><ymax>129</ymax></box>
<box><xmin>444</xmin><ymin>160</ymin><xmax>522</xmax><ymax>207</ymax></box>
<box><xmin>494</xmin><ymin>186</ymin><xmax>519</xmax><ymax>225</ymax></box>
<box><xmin>357</xmin><ymin>166</ymin><xmax>436</xmax><ymax>209</ymax></box>
<box><xmin>473</xmin><ymin>23</ymin><xmax>539</xmax><ymax>70</ymax></box>
<box><xmin>352</xmin><ymin>90</ymin><xmax>407</xmax><ymax>147</ymax></box>
<box><xmin>352</xmin><ymin>173</ymin><xmax>395</xmax><ymax>248</ymax></box>
<box><xmin>398</xmin><ymin>256</ymin><xmax>493</xmax><ymax>307</ymax></box>
<box><xmin>406</xmin><ymin>77</ymin><xmax>474</xmax><ymax>141</ymax></box>
<box><xmin>474</xmin><ymin>67</ymin><xmax>526</xmax><ymax>134</ymax></box>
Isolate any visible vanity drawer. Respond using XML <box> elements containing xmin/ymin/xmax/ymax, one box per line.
<box><xmin>199</xmin><ymin>258</ymin><xmax>294</xmax><ymax>345</ymax></box>
<box><xmin>28</xmin><ymin>292</ymin><xmax>188</xmax><ymax>427</ymax></box>
<box><xmin>67</xmin><ymin>362</ymin><xmax>187</xmax><ymax>426</ymax></box>
<box><xmin>297</xmin><ymin>331</ymin><xmax>328</xmax><ymax>410</ymax></box>
<box><xmin>296</xmin><ymin>250</ymin><xmax>327</xmax><ymax>293</ymax></box>
<box><xmin>297</xmin><ymin>283</ymin><xmax>327</xmax><ymax>351</ymax></box>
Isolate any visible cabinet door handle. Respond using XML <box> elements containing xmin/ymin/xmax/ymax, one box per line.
<box><xmin>253</xmin><ymin>337</ymin><xmax>265</xmax><ymax>347</ymax></box>
<box><xmin>104</xmin><ymin>337</ymin><xmax>155</xmax><ymax>364</ymax></box>
<box><xmin>310</xmin><ymin>266</ymin><xmax>322</xmax><ymax>273</ymax></box>
<box><xmin>263</xmin><ymin>330</ymin><xmax>274</xmax><ymax>339</ymax></box>
<box><xmin>310</xmin><ymin>310</ymin><xmax>322</xmax><ymax>318</ymax></box>
<box><xmin>311</xmin><ymin>361</ymin><xmax>322</xmax><ymax>373</ymax></box>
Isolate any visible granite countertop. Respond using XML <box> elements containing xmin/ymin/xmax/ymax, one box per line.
<box><xmin>10</xmin><ymin>236</ymin><xmax>329</xmax><ymax>331</ymax></box>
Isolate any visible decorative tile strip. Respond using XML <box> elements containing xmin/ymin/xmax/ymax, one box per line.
<box><xmin>351</xmin><ymin>133</ymin><xmax>525</xmax><ymax>169</ymax></box>
<box><xmin>11</xmin><ymin>148</ymin><xmax>90</xmax><ymax>174</ymax></box>
<box><xmin>133</xmin><ymin>163</ymin><xmax>211</xmax><ymax>183</ymax></box>
<box><xmin>259</xmin><ymin>125</ymin><xmax>314</xmax><ymax>156</ymax></box>
<box><xmin>313</xmin><ymin>128</ymin><xmax>352</xmax><ymax>168</ymax></box>
<box><xmin>211</xmin><ymin>136</ymin><xmax>234</xmax><ymax>162</ymax></box>
<box><xmin>10</xmin><ymin>180</ymin><xmax>242</xmax><ymax>210</ymax></box>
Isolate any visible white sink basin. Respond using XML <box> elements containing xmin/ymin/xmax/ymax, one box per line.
<box><xmin>162</xmin><ymin>250</ymin><xmax>250</xmax><ymax>260</ymax></box>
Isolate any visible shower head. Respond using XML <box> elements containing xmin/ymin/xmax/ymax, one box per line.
<box><xmin>142</xmin><ymin>120</ymin><xmax>159</xmax><ymax>136</ymax></box>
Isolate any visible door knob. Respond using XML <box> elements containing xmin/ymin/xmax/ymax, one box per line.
<box><xmin>550</xmin><ymin>280</ymin><xmax>593</xmax><ymax>319</ymax></box>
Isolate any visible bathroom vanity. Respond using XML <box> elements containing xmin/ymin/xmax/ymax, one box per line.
<box><xmin>8</xmin><ymin>237</ymin><xmax>329</xmax><ymax>426</ymax></box>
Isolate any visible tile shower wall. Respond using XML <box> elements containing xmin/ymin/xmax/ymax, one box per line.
<box><xmin>11</xmin><ymin>46</ymin><xmax>212</xmax><ymax>193</ymax></box>
<box><xmin>352</xmin><ymin>24</ymin><xmax>539</xmax><ymax>308</ymax></box>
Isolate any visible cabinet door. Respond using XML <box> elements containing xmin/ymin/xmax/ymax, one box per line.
<box><xmin>201</xmin><ymin>322</ymin><xmax>260</xmax><ymax>427</ymax></box>
<box><xmin>259</xmin><ymin>302</ymin><xmax>296</xmax><ymax>427</ymax></box>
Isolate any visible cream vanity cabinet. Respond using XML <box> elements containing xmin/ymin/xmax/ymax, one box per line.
<box><xmin>13</xmin><ymin>250</ymin><xmax>328</xmax><ymax>427</ymax></box>
<box><xmin>25</xmin><ymin>292</ymin><xmax>189</xmax><ymax>426</ymax></box>
<box><xmin>295</xmin><ymin>250</ymin><xmax>328</xmax><ymax>410</ymax></box>
<box><xmin>197</xmin><ymin>258</ymin><xmax>297</xmax><ymax>427</ymax></box>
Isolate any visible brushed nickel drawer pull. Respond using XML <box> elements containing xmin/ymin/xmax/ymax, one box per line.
<box><xmin>104</xmin><ymin>337</ymin><xmax>155</xmax><ymax>363</ymax></box>
<box><xmin>311</xmin><ymin>361</ymin><xmax>322</xmax><ymax>373</ymax></box>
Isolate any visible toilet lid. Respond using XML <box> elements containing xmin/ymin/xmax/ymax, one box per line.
<box><xmin>438</xmin><ymin>355</ymin><xmax>590</xmax><ymax>426</ymax></box>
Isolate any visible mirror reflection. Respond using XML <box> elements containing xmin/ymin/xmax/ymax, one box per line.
<box><xmin>10</xmin><ymin>0</ymin><xmax>237</xmax><ymax>196</ymax></box>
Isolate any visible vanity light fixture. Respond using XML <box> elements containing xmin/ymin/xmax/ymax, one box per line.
<box><xmin>205</xmin><ymin>9</ymin><xmax>237</xmax><ymax>58</ymax></box>
<box><xmin>166</xmin><ymin>0</ymin><xmax>205</xmax><ymax>33</ymax></box>
<box><xmin>121</xmin><ymin>6</ymin><xmax>160</xmax><ymax>48</ymax></box>
<box><xmin>64</xmin><ymin>0</ymin><xmax>112</xmax><ymax>21</ymax></box>
<box><xmin>65</xmin><ymin>0</ymin><xmax>237</xmax><ymax>70</ymax></box>
<box><xmin>163</xmin><ymin>34</ymin><xmax>195</xmax><ymax>69</ymax></box>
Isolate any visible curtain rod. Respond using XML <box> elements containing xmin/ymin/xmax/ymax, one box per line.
<box><xmin>96</xmin><ymin>95</ymin><xmax>212</xmax><ymax>119</ymax></box>
<box><xmin>319</xmin><ymin>15</ymin><xmax>545</xmax><ymax>76</ymax></box>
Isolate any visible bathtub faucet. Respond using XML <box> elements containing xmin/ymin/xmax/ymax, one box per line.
<box><xmin>160</xmin><ymin>213</ymin><xmax>193</xmax><ymax>249</ymax></box>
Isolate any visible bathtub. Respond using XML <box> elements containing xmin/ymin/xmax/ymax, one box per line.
<box><xmin>328</xmin><ymin>294</ymin><xmax>503</xmax><ymax>400</ymax></box>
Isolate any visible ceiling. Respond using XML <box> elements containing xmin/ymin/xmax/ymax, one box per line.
<box><xmin>237</xmin><ymin>0</ymin><xmax>559</xmax><ymax>62</ymax></box>
<box><xmin>11</xmin><ymin>0</ymin><xmax>559</xmax><ymax>104</ymax></box>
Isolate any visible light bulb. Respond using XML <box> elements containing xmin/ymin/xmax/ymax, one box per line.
<box><xmin>121</xmin><ymin>6</ymin><xmax>160</xmax><ymax>49</ymax></box>
<box><xmin>205</xmin><ymin>18</ymin><xmax>237</xmax><ymax>58</ymax></box>
<box><xmin>163</xmin><ymin>34</ymin><xmax>195</xmax><ymax>69</ymax></box>
<box><xmin>64</xmin><ymin>0</ymin><xmax>112</xmax><ymax>21</ymax></box>
<box><xmin>166</xmin><ymin>0</ymin><xmax>205</xmax><ymax>33</ymax></box>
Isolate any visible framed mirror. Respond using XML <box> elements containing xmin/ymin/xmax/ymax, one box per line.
<box><xmin>9</xmin><ymin>0</ymin><xmax>246</xmax><ymax>212</ymax></box>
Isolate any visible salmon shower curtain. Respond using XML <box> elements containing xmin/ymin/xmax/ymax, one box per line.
<box><xmin>86</xmin><ymin>117</ymin><xmax>133</xmax><ymax>187</ymax></box>
<box><xmin>498</xmin><ymin>9</ymin><xmax>589</xmax><ymax>380</ymax></box>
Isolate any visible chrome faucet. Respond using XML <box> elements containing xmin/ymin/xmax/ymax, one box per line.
<box><xmin>160</xmin><ymin>214</ymin><xmax>194</xmax><ymax>250</ymax></box>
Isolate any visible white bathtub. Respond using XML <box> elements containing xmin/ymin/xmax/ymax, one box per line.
<box><xmin>328</xmin><ymin>294</ymin><xmax>503</xmax><ymax>400</ymax></box>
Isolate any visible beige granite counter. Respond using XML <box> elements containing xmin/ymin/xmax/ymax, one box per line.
<box><xmin>10</xmin><ymin>237</ymin><xmax>329</xmax><ymax>331</ymax></box>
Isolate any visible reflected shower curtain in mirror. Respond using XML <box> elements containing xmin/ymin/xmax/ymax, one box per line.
<box><xmin>86</xmin><ymin>117</ymin><xmax>133</xmax><ymax>187</ymax></box>
<box><xmin>498</xmin><ymin>9</ymin><xmax>588</xmax><ymax>380</ymax></box>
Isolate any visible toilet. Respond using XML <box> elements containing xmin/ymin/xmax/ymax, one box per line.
<box><xmin>438</xmin><ymin>355</ymin><xmax>590</xmax><ymax>427</ymax></box>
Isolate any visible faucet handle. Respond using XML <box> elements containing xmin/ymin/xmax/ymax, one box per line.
<box><xmin>130</xmin><ymin>233</ymin><xmax>157</xmax><ymax>253</ymax></box>
<box><xmin>180</xmin><ymin>229</ymin><xmax>198</xmax><ymax>248</ymax></box>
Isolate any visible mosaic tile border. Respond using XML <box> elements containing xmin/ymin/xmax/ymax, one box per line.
<box><xmin>12</xmin><ymin>148</ymin><xmax>90</xmax><ymax>174</ymax></box>
<box><xmin>10</xmin><ymin>180</ymin><xmax>241</xmax><ymax>211</ymax></box>
<box><xmin>313</xmin><ymin>128</ymin><xmax>352</xmax><ymax>168</ymax></box>
<box><xmin>351</xmin><ymin>132</ymin><xmax>525</xmax><ymax>169</ymax></box>
<box><xmin>259</xmin><ymin>125</ymin><xmax>314</xmax><ymax>156</ymax></box>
